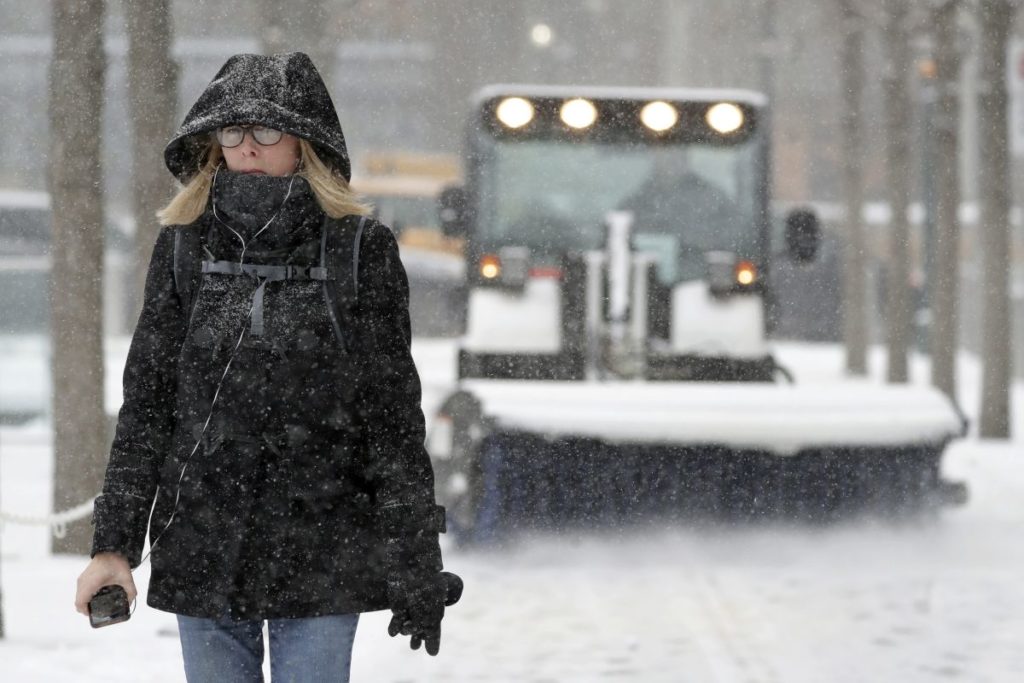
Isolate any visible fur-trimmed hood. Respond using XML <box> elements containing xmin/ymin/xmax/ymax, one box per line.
<box><xmin>164</xmin><ymin>52</ymin><xmax>351</xmax><ymax>182</ymax></box>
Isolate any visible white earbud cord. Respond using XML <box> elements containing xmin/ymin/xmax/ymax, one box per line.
<box><xmin>137</xmin><ymin>165</ymin><xmax>298</xmax><ymax>568</ymax></box>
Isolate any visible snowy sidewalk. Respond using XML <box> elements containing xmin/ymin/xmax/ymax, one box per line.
<box><xmin>1</xmin><ymin>341</ymin><xmax>1023</xmax><ymax>682</ymax></box>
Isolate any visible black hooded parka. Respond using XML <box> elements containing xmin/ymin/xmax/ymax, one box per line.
<box><xmin>90</xmin><ymin>53</ymin><xmax>444</xmax><ymax>620</ymax></box>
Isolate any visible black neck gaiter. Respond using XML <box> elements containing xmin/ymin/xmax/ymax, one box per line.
<box><xmin>210</xmin><ymin>168</ymin><xmax>320</xmax><ymax>251</ymax></box>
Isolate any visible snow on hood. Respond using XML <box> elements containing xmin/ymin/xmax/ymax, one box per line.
<box><xmin>164</xmin><ymin>51</ymin><xmax>351</xmax><ymax>182</ymax></box>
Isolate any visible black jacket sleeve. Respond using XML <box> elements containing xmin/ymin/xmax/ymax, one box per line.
<box><xmin>91</xmin><ymin>227</ymin><xmax>186</xmax><ymax>567</ymax></box>
<box><xmin>356</xmin><ymin>220</ymin><xmax>444</xmax><ymax>576</ymax></box>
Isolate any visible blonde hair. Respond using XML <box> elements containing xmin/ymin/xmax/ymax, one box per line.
<box><xmin>157</xmin><ymin>136</ymin><xmax>372</xmax><ymax>226</ymax></box>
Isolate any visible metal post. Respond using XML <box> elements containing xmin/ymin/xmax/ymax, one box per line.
<box><xmin>606</xmin><ymin>210</ymin><xmax>634</xmax><ymax>341</ymax></box>
<box><xmin>584</xmin><ymin>251</ymin><xmax>606</xmax><ymax>381</ymax></box>
<box><xmin>630</xmin><ymin>255</ymin><xmax>654</xmax><ymax>379</ymax></box>
<box><xmin>605</xmin><ymin>211</ymin><xmax>635</xmax><ymax>378</ymax></box>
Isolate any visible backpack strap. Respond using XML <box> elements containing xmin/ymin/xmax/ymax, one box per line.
<box><xmin>351</xmin><ymin>215</ymin><xmax>367</xmax><ymax>298</ymax></box>
<box><xmin>320</xmin><ymin>214</ymin><xmax>369</xmax><ymax>352</ymax></box>
<box><xmin>172</xmin><ymin>225</ymin><xmax>204</xmax><ymax>322</ymax></box>
<box><xmin>174</xmin><ymin>215</ymin><xmax>368</xmax><ymax>349</ymax></box>
<box><xmin>200</xmin><ymin>261</ymin><xmax>329</xmax><ymax>281</ymax></box>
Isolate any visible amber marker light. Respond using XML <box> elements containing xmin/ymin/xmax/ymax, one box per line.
<box><xmin>706</xmin><ymin>102</ymin><xmax>745</xmax><ymax>134</ymax></box>
<box><xmin>560</xmin><ymin>98</ymin><xmax>598</xmax><ymax>129</ymax></box>
<box><xmin>496</xmin><ymin>97</ymin><xmax>535</xmax><ymax>129</ymax></box>
<box><xmin>480</xmin><ymin>254</ymin><xmax>502</xmax><ymax>279</ymax></box>
<box><xmin>735</xmin><ymin>260</ymin><xmax>757</xmax><ymax>286</ymax></box>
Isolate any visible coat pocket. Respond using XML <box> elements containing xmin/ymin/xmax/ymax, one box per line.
<box><xmin>281</xmin><ymin>441</ymin><xmax>364</xmax><ymax>503</ymax></box>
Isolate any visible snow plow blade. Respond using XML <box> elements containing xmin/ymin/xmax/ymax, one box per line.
<box><xmin>428</xmin><ymin>381</ymin><xmax>969</xmax><ymax>543</ymax></box>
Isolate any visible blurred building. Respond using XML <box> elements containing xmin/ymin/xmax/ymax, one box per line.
<box><xmin>0</xmin><ymin>0</ymin><xmax>1018</xmax><ymax>216</ymax></box>
<box><xmin>0</xmin><ymin>0</ymin><xmax>1020</xmax><ymax>369</ymax></box>
<box><xmin>290</xmin><ymin>0</ymin><xmax>894</xmax><ymax>206</ymax></box>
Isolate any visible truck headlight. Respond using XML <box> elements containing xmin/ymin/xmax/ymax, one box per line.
<box><xmin>496</xmin><ymin>97</ymin><xmax>535</xmax><ymax>129</ymax></box>
<box><xmin>560</xmin><ymin>98</ymin><xmax>598</xmax><ymax>129</ymax></box>
<box><xmin>640</xmin><ymin>101</ymin><xmax>678</xmax><ymax>132</ymax></box>
<box><xmin>706</xmin><ymin>102</ymin><xmax>744</xmax><ymax>134</ymax></box>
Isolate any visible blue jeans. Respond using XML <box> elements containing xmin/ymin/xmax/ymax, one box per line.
<box><xmin>176</xmin><ymin>612</ymin><xmax>359</xmax><ymax>683</ymax></box>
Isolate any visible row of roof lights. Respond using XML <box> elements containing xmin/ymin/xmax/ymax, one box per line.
<box><xmin>494</xmin><ymin>97</ymin><xmax>746</xmax><ymax>134</ymax></box>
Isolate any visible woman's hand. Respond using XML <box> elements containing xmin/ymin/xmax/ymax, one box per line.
<box><xmin>75</xmin><ymin>552</ymin><xmax>136</xmax><ymax>616</ymax></box>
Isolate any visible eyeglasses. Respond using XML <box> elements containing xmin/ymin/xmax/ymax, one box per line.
<box><xmin>215</xmin><ymin>124</ymin><xmax>284</xmax><ymax>148</ymax></box>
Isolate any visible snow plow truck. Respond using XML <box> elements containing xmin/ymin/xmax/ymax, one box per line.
<box><xmin>428</xmin><ymin>85</ymin><xmax>967</xmax><ymax>543</ymax></box>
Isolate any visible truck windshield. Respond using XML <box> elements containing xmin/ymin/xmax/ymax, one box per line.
<box><xmin>478</xmin><ymin>138</ymin><xmax>762</xmax><ymax>283</ymax></box>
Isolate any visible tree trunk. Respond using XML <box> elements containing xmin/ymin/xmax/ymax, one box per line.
<box><xmin>928</xmin><ymin>0</ymin><xmax>963</xmax><ymax>400</ymax></box>
<box><xmin>126</xmin><ymin>0</ymin><xmax>178</xmax><ymax>308</ymax></box>
<box><xmin>839</xmin><ymin>0</ymin><xmax>869</xmax><ymax>375</ymax></box>
<box><xmin>48</xmin><ymin>0</ymin><xmax>108</xmax><ymax>555</ymax></box>
<box><xmin>0</xmin><ymin>474</ymin><xmax>4</xmax><ymax>637</ymax></box>
<box><xmin>976</xmin><ymin>0</ymin><xmax>1015</xmax><ymax>438</ymax></box>
<box><xmin>882</xmin><ymin>0</ymin><xmax>913</xmax><ymax>383</ymax></box>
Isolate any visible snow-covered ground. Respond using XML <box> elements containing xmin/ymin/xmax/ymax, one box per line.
<box><xmin>1</xmin><ymin>339</ymin><xmax>1022</xmax><ymax>682</ymax></box>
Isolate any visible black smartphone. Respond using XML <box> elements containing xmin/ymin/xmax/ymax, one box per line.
<box><xmin>88</xmin><ymin>585</ymin><xmax>131</xmax><ymax>628</ymax></box>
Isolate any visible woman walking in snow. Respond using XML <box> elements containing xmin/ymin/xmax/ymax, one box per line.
<box><xmin>74</xmin><ymin>51</ymin><xmax>457</xmax><ymax>681</ymax></box>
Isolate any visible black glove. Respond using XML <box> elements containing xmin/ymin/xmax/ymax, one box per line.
<box><xmin>387</xmin><ymin>571</ymin><xmax>463</xmax><ymax>656</ymax></box>
<box><xmin>378</xmin><ymin>505</ymin><xmax>458</xmax><ymax>655</ymax></box>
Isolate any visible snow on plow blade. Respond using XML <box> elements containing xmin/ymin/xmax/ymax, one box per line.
<box><xmin>430</xmin><ymin>381</ymin><xmax>969</xmax><ymax>542</ymax></box>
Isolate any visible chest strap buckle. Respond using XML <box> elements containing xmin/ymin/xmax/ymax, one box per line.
<box><xmin>201</xmin><ymin>260</ymin><xmax>331</xmax><ymax>282</ymax></box>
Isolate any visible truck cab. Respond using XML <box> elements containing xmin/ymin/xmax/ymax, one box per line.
<box><xmin>441</xmin><ymin>85</ymin><xmax>817</xmax><ymax>382</ymax></box>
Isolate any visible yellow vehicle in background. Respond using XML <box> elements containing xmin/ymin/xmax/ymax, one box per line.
<box><xmin>350</xmin><ymin>152</ymin><xmax>467</xmax><ymax>336</ymax></box>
